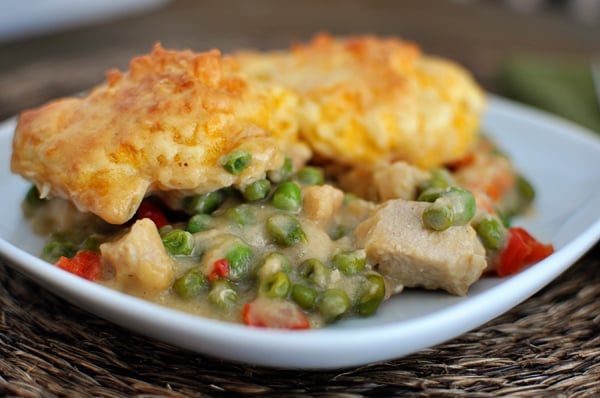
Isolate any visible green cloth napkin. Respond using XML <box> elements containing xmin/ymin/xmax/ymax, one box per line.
<box><xmin>496</xmin><ymin>54</ymin><xmax>600</xmax><ymax>133</ymax></box>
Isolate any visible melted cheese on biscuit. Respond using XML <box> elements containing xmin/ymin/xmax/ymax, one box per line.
<box><xmin>11</xmin><ymin>44</ymin><xmax>288</xmax><ymax>224</ymax></box>
<box><xmin>237</xmin><ymin>33</ymin><xmax>485</xmax><ymax>168</ymax></box>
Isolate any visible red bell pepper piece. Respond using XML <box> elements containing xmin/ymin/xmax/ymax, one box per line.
<box><xmin>242</xmin><ymin>298</ymin><xmax>310</xmax><ymax>330</ymax></box>
<box><xmin>135</xmin><ymin>200</ymin><xmax>168</xmax><ymax>228</ymax></box>
<box><xmin>208</xmin><ymin>258</ymin><xmax>230</xmax><ymax>282</ymax></box>
<box><xmin>497</xmin><ymin>227</ymin><xmax>554</xmax><ymax>277</ymax></box>
<box><xmin>56</xmin><ymin>250</ymin><xmax>102</xmax><ymax>281</ymax></box>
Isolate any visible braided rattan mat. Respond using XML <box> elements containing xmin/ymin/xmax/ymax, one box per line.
<box><xmin>1</xmin><ymin>244</ymin><xmax>599</xmax><ymax>397</ymax></box>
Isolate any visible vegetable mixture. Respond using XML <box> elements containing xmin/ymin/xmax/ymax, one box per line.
<box><xmin>23</xmin><ymin>140</ymin><xmax>553</xmax><ymax>329</ymax></box>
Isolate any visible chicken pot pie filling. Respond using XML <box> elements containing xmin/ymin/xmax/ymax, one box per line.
<box><xmin>12</xmin><ymin>34</ymin><xmax>553</xmax><ymax>329</ymax></box>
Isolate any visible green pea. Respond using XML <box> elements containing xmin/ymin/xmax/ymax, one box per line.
<box><xmin>208</xmin><ymin>280</ymin><xmax>238</xmax><ymax>310</ymax></box>
<box><xmin>356</xmin><ymin>274</ymin><xmax>386</xmax><ymax>316</ymax></box>
<box><xmin>500</xmin><ymin>174</ymin><xmax>536</xmax><ymax>219</ymax></box>
<box><xmin>271</xmin><ymin>181</ymin><xmax>302</xmax><ymax>211</ymax></box>
<box><xmin>317</xmin><ymin>289</ymin><xmax>351</xmax><ymax>323</ymax></box>
<box><xmin>173</xmin><ymin>268</ymin><xmax>208</xmax><ymax>299</ymax></box>
<box><xmin>419</xmin><ymin>168</ymin><xmax>452</xmax><ymax>192</ymax></box>
<box><xmin>24</xmin><ymin>185</ymin><xmax>45</xmax><ymax>209</ymax></box>
<box><xmin>225</xmin><ymin>244</ymin><xmax>254</xmax><ymax>280</ymax></box>
<box><xmin>242</xmin><ymin>179</ymin><xmax>271</xmax><ymax>201</ymax></box>
<box><xmin>266</xmin><ymin>213</ymin><xmax>306</xmax><ymax>247</ymax></box>
<box><xmin>268</xmin><ymin>156</ymin><xmax>294</xmax><ymax>183</ymax></box>
<box><xmin>422</xmin><ymin>187</ymin><xmax>476</xmax><ymax>231</ymax></box>
<box><xmin>80</xmin><ymin>235</ymin><xmax>104</xmax><ymax>252</ymax></box>
<box><xmin>41</xmin><ymin>235</ymin><xmax>79</xmax><ymax>263</ymax></box>
<box><xmin>496</xmin><ymin>210</ymin><xmax>511</xmax><ymax>228</ymax></box>
<box><xmin>332</xmin><ymin>250</ymin><xmax>366</xmax><ymax>275</ymax></box>
<box><xmin>329</xmin><ymin>224</ymin><xmax>351</xmax><ymax>241</ymax></box>
<box><xmin>417</xmin><ymin>187</ymin><xmax>445</xmax><ymax>203</ymax></box>
<box><xmin>445</xmin><ymin>187</ymin><xmax>476</xmax><ymax>226</ymax></box>
<box><xmin>476</xmin><ymin>216</ymin><xmax>507</xmax><ymax>250</ymax></box>
<box><xmin>224</xmin><ymin>204</ymin><xmax>255</xmax><ymax>226</ymax></box>
<box><xmin>291</xmin><ymin>284</ymin><xmax>318</xmax><ymax>309</ymax></box>
<box><xmin>299</xmin><ymin>258</ymin><xmax>329</xmax><ymax>289</ymax></box>
<box><xmin>517</xmin><ymin>174</ymin><xmax>535</xmax><ymax>203</ymax></box>
<box><xmin>261</xmin><ymin>252</ymin><xmax>292</xmax><ymax>274</ymax></box>
<box><xmin>422</xmin><ymin>202</ymin><xmax>454</xmax><ymax>231</ymax></box>
<box><xmin>296</xmin><ymin>166</ymin><xmax>324</xmax><ymax>186</ymax></box>
<box><xmin>186</xmin><ymin>213</ymin><xmax>212</xmax><ymax>233</ymax></box>
<box><xmin>162</xmin><ymin>229</ymin><xmax>194</xmax><ymax>256</ymax></box>
<box><xmin>222</xmin><ymin>149</ymin><xmax>252</xmax><ymax>175</ymax></box>
<box><xmin>183</xmin><ymin>190</ymin><xmax>224</xmax><ymax>214</ymax></box>
<box><xmin>260</xmin><ymin>271</ymin><xmax>291</xmax><ymax>299</ymax></box>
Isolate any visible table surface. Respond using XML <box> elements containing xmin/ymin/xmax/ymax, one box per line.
<box><xmin>1</xmin><ymin>1</ymin><xmax>600</xmax><ymax>396</ymax></box>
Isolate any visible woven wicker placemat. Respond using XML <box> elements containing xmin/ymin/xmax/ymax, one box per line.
<box><xmin>1</xmin><ymin>244</ymin><xmax>599</xmax><ymax>398</ymax></box>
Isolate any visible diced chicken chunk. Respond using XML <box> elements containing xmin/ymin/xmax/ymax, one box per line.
<box><xmin>334</xmin><ymin>161</ymin><xmax>430</xmax><ymax>202</ymax></box>
<box><xmin>298</xmin><ymin>221</ymin><xmax>337</xmax><ymax>263</ymax></box>
<box><xmin>335</xmin><ymin>166</ymin><xmax>380</xmax><ymax>201</ymax></box>
<box><xmin>373</xmin><ymin>161</ymin><xmax>430</xmax><ymax>201</ymax></box>
<box><xmin>354</xmin><ymin>199</ymin><xmax>486</xmax><ymax>296</ymax></box>
<box><xmin>302</xmin><ymin>184</ymin><xmax>344</xmax><ymax>227</ymax></box>
<box><xmin>25</xmin><ymin>196</ymin><xmax>104</xmax><ymax>235</ymax></box>
<box><xmin>100</xmin><ymin>218</ymin><xmax>174</xmax><ymax>295</ymax></box>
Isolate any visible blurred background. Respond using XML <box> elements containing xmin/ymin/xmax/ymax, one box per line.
<box><xmin>1</xmin><ymin>0</ymin><xmax>599</xmax><ymax>131</ymax></box>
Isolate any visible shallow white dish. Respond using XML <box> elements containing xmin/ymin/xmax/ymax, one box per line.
<box><xmin>1</xmin><ymin>95</ymin><xmax>600</xmax><ymax>369</ymax></box>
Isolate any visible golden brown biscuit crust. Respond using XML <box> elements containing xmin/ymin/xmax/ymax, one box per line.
<box><xmin>11</xmin><ymin>44</ymin><xmax>285</xmax><ymax>224</ymax></box>
<box><xmin>237</xmin><ymin>33</ymin><xmax>485</xmax><ymax>168</ymax></box>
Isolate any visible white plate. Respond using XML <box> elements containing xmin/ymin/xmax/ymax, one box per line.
<box><xmin>1</xmin><ymin>95</ymin><xmax>600</xmax><ymax>369</ymax></box>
